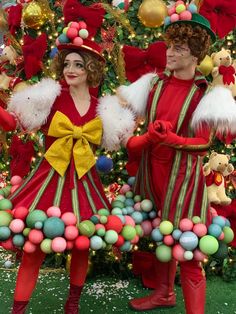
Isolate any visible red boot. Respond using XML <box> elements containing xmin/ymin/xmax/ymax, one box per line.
<box><xmin>181</xmin><ymin>277</ymin><xmax>206</xmax><ymax>314</ymax></box>
<box><xmin>64</xmin><ymin>284</ymin><xmax>83</xmax><ymax>314</ymax></box>
<box><xmin>12</xmin><ymin>301</ymin><xmax>28</xmax><ymax>314</ymax></box>
<box><xmin>129</xmin><ymin>259</ymin><xmax>177</xmax><ymax>311</ymax></box>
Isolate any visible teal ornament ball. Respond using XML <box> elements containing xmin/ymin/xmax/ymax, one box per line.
<box><xmin>0</xmin><ymin>199</ymin><xmax>13</xmax><ymax>210</ymax></box>
<box><xmin>90</xmin><ymin>215</ymin><xmax>100</xmax><ymax>225</ymax></box>
<box><xmin>79</xmin><ymin>220</ymin><xmax>95</xmax><ymax>237</ymax></box>
<box><xmin>155</xmin><ymin>244</ymin><xmax>172</xmax><ymax>262</ymax></box>
<box><xmin>40</xmin><ymin>239</ymin><xmax>52</xmax><ymax>254</ymax></box>
<box><xmin>12</xmin><ymin>234</ymin><xmax>25</xmax><ymax>247</ymax></box>
<box><xmin>124</xmin><ymin>198</ymin><xmax>134</xmax><ymax>207</ymax></box>
<box><xmin>26</xmin><ymin>210</ymin><xmax>47</xmax><ymax>228</ymax></box>
<box><xmin>140</xmin><ymin>199</ymin><xmax>153</xmax><ymax>212</ymax></box>
<box><xmin>179</xmin><ymin>231</ymin><xmax>198</xmax><ymax>251</ymax></box>
<box><xmin>0</xmin><ymin>211</ymin><xmax>12</xmax><ymax>227</ymax></box>
<box><xmin>223</xmin><ymin>226</ymin><xmax>234</xmax><ymax>243</ymax></box>
<box><xmin>90</xmin><ymin>235</ymin><xmax>103</xmax><ymax>250</ymax></box>
<box><xmin>208</xmin><ymin>223</ymin><xmax>222</xmax><ymax>238</ymax></box>
<box><xmin>131</xmin><ymin>211</ymin><xmax>143</xmax><ymax>224</ymax></box>
<box><xmin>0</xmin><ymin>226</ymin><xmax>11</xmax><ymax>241</ymax></box>
<box><xmin>43</xmin><ymin>217</ymin><xmax>65</xmax><ymax>239</ymax></box>
<box><xmin>127</xmin><ymin>176</ymin><xmax>136</xmax><ymax>186</ymax></box>
<box><xmin>58</xmin><ymin>33</ymin><xmax>70</xmax><ymax>43</ymax></box>
<box><xmin>212</xmin><ymin>216</ymin><xmax>226</xmax><ymax>228</ymax></box>
<box><xmin>172</xmin><ymin>229</ymin><xmax>182</xmax><ymax>240</ymax></box>
<box><xmin>151</xmin><ymin>228</ymin><xmax>163</xmax><ymax>242</ymax></box>
<box><xmin>199</xmin><ymin>235</ymin><xmax>219</xmax><ymax>255</ymax></box>
<box><xmin>121</xmin><ymin>225</ymin><xmax>136</xmax><ymax>241</ymax></box>
<box><xmin>104</xmin><ymin>230</ymin><xmax>119</xmax><ymax>244</ymax></box>
<box><xmin>120</xmin><ymin>241</ymin><xmax>132</xmax><ymax>252</ymax></box>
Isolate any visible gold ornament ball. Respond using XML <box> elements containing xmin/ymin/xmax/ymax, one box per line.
<box><xmin>22</xmin><ymin>1</ymin><xmax>47</xmax><ymax>29</ymax></box>
<box><xmin>198</xmin><ymin>55</ymin><xmax>214</xmax><ymax>76</ymax></box>
<box><xmin>138</xmin><ymin>0</ymin><xmax>168</xmax><ymax>28</ymax></box>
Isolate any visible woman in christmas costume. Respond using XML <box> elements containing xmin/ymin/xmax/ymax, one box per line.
<box><xmin>0</xmin><ymin>35</ymin><xmax>111</xmax><ymax>313</ymax></box>
<box><xmin>115</xmin><ymin>9</ymin><xmax>236</xmax><ymax>314</ymax></box>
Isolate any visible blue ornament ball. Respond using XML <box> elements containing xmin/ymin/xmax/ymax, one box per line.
<box><xmin>49</xmin><ymin>47</ymin><xmax>58</xmax><ymax>59</ymax></box>
<box><xmin>151</xmin><ymin>228</ymin><xmax>164</xmax><ymax>242</ymax></box>
<box><xmin>212</xmin><ymin>216</ymin><xmax>226</xmax><ymax>228</ymax></box>
<box><xmin>187</xmin><ymin>3</ymin><xmax>198</xmax><ymax>13</ymax></box>
<box><xmin>90</xmin><ymin>235</ymin><xmax>103</xmax><ymax>250</ymax></box>
<box><xmin>58</xmin><ymin>33</ymin><xmax>70</xmax><ymax>44</ymax></box>
<box><xmin>96</xmin><ymin>156</ymin><xmax>113</xmax><ymax>173</ymax></box>
<box><xmin>43</xmin><ymin>217</ymin><xmax>65</xmax><ymax>239</ymax></box>
<box><xmin>127</xmin><ymin>177</ymin><xmax>136</xmax><ymax>186</ymax></box>
<box><xmin>0</xmin><ymin>226</ymin><xmax>11</xmax><ymax>241</ymax></box>
<box><xmin>120</xmin><ymin>241</ymin><xmax>132</xmax><ymax>252</ymax></box>
<box><xmin>4</xmin><ymin>260</ymin><xmax>12</xmax><ymax>268</ymax></box>
<box><xmin>124</xmin><ymin>198</ymin><xmax>134</xmax><ymax>207</ymax></box>
<box><xmin>164</xmin><ymin>16</ymin><xmax>171</xmax><ymax>26</ymax></box>
<box><xmin>179</xmin><ymin>231</ymin><xmax>198</xmax><ymax>251</ymax></box>
<box><xmin>208</xmin><ymin>223</ymin><xmax>222</xmax><ymax>238</ymax></box>
<box><xmin>131</xmin><ymin>211</ymin><xmax>143</xmax><ymax>224</ymax></box>
<box><xmin>172</xmin><ymin>229</ymin><xmax>182</xmax><ymax>240</ymax></box>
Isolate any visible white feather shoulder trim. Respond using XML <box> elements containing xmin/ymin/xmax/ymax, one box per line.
<box><xmin>191</xmin><ymin>86</ymin><xmax>236</xmax><ymax>134</ymax></box>
<box><xmin>8</xmin><ymin>78</ymin><xmax>61</xmax><ymax>131</ymax></box>
<box><xmin>97</xmin><ymin>95</ymin><xmax>135</xmax><ymax>151</ymax></box>
<box><xmin>117</xmin><ymin>72</ymin><xmax>157</xmax><ymax>118</ymax></box>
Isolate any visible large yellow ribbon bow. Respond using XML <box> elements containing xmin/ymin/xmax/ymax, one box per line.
<box><xmin>44</xmin><ymin>111</ymin><xmax>102</xmax><ymax>179</ymax></box>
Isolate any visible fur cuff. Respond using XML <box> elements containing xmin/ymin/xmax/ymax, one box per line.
<box><xmin>117</xmin><ymin>73</ymin><xmax>156</xmax><ymax>118</ymax></box>
<box><xmin>97</xmin><ymin>95</ymin><xmax>135</xmax><ymax>151</ymax></box>
<box><xmin>191</xmin><ymin>86</ymin><xmax>236</xmax><ymax>134</ymax></box>
<box><xmin>8</xmin><ymin>78</ymin><xmax>61</xmax><ymax>131</ymax></box>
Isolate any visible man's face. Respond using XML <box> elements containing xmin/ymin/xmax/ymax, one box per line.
<box><xmin>166</xmin><ymin>43</ymin><xmax>196</xmax><ymax>72</ymax></box>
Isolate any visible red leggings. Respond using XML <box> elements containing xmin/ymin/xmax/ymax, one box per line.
<box><xmin>14</xmin><ymin>247</ymin><xmax>89</xmax><ymax>301</ymax></box>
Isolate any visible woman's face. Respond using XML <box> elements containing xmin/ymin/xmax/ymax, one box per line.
<box><xmin>63</xmin><ymin>52</ymin><xmax>88</xmax><ymax>87</ymax></box>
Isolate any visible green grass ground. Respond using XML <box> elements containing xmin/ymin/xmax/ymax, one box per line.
<box><xmin>0</xmin><ymin>269</ymin><xmax>236</xmax><ymax>314</ymax></box>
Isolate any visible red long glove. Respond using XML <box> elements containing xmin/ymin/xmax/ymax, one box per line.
<box><xmin>0</xmin><ymin>106</ymin><xmax>17</xmax><ymax>131</ymax></box>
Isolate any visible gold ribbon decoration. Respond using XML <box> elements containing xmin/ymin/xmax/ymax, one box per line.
<box><xmin>44</xmin><ymin>111</ymin><xmax>102</xmax><ymax>179</ymax></box>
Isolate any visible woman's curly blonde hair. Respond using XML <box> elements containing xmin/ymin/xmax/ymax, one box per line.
<box><xmin>51</xmin><ymin>49</ymin><xmax>105</xmax><ymax>87</ymax></box>
<box><xmin>164</xmin><ymin>23</ymin><xmax>211</xmax><ymax>63</ymax></box>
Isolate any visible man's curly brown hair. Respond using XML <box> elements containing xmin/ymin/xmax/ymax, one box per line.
<box><xmin>51</xmin><ymin>49</ymin><xmax>105</xmax><ymax>87</ymax></box>
<box><xmin>164</xmin><ymin>24</ymin><xmax>211</xmax><ymax>63</ymax></box>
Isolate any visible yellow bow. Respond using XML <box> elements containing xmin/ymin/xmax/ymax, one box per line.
<box><xmin>44</xmin><ymin>111</ymin><xmax>102</xmax><ymax>179</ymax></box>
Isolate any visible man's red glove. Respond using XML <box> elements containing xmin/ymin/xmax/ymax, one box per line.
<box><xmin>0</xmin><ymin>107</ymin><xmax>17</xmax><ymax>131</ymax></box>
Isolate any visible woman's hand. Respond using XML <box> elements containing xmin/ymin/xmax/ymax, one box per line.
<box><xmin>148</xmin><ymin>120</ymin><xmax>173</xmax><ymax>143</ymax></box>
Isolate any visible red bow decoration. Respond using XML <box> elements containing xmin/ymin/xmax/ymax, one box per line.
<box><xmin>122</xmin><ymin>41</ymin><xmax>167</xmax><ymax>82</ymax></box>
<box><xmin>22</xmin><ymin>33</ymin><xmax>47</xmax><ymax>79</ymax></box>
<box><xmin>63</xmin><ymin>0</ymin><xmax>105</xmax><ymax>37</ymax></box>
<box><xmin>199</xmin><ymin>0</ymin><xmax>236</xmax><ymax>39</ymax></box>
<box><xmin>219</xmin><ymin>65</ymin><xmax>235</xmax><ymax>85</ymax></box>
<box><xmin>7</xmin><ymin>4</ymin><xmax>23</xmax><ymax>35</ymax></box>
<box><xmin>100</xmin><ymin>27</ymin><xmax>116</xmax><ymax>54</ymax></box>
<box><xmin>9</xmin><ymin>135</ymin><xmax>35</xmax><ymax>178</ymax></box>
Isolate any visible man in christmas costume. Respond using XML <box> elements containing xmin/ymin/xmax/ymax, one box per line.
<box><xmin>115</xmin><ymin>6</ymin><xmax>236</xmax><ymax>314</ymax></box>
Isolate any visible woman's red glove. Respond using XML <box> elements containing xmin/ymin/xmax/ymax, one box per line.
<box><xmin>148</xmin><ymin>120</ymin><xmax>173</xmax><ymax>142</ymax></box>
<box><xmin>0</xmin><ymin>107</ymin><xmax>17</xmax><ymax>131</ymax></box>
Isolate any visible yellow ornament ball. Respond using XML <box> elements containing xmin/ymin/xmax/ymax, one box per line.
<box><xmin>138</xmin><ymin>0</ymin><xmax>168</xmax><ymax>28</ymax></box>
<box><xmin>197</xmin><ymin>55</ymin><xmax>214</xmax><ymax>76</ymax></box>
<box><xmin>22</xmin><ymin>1</ymin><xmax>47</xmax><ymax>29</ymax></box>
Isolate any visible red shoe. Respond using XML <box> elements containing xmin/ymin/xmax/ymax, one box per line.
<box><xmin>12</xmin><ymin>301</ymin><xmax>28</xmax><ymax>314</ymax></box>
<box><xmin>64</xmin><ymin>284</ymin><xmax>83</xmax><ymax>314</ymax></box>
<box><xmin>129</xmin><ymin>259</ymin><xmax>177</xmax><ymax>311</ymax></box>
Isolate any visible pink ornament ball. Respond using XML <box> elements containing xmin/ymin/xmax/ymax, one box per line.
<box><xmin>66</xmin><ymin>241</ymin><xmax>74</xmax><ymax>250</ymax></box>
<box><xmin>105</xmin><ymin>215</ymin><xmax>123</xmax><ymax>233</ymax></box>
<box><xmin>64</xmin><ymin>225</ymin><xmax>79</xmax><ymax>240</ymax></box>
<box><xmin>125</xmin><ymin>215</ymin><xmax>135</xmax><ymax>227</ymax></box>
<box><xmin>152</xmin><ymin>217</ymin><xmax>161</xmax><ymax>228</ymax></box>
<box><xmin>218</xmin><ymin>232</ymin><xmax>225</xmax><ymax>240</ymax></box>
<box><xmin>28</xmin><ymin>229</ymin><xmax>44</xmax><ymax>244</ymax></box>
<box><xmin>141</xmin><ymin>220</ymin><xmax>153</xmax><ymax>236</ymax></box>
<box><xmin>73</xmin><ymin>37</ymin><xmax>84</xmax><ymax>46</ymax></box>
<box><xmin>179</xmin><ymin>10</ymin><xmax>192</xmax><ymax>20</ymax></box>
<box><xmin>193</xmin><ymin>249</ymin><xmax>207</xmax><ymax>261</ymax></box>
<box><xmin>179</xmin><ymin>218</ymin><xmax>193</xmax><ymax>231</ymax></box>
<box><xmin>51</xmin><ymin>237</ymin><xmax>67</xmax><ymax>253</ymax></box>
<box><xmin>95</xmin><ymin>224</ymin><xmax>105</xmax><ymax>231</ymax></box>
<box><xmin>193</xmin><ymin>223</ymin><xmax>207</xmax><ymax>237</ymax></box>
<box><xmin>170</xmin><ymin>14</ymin><xmax>180</xmax><ymax>23</ymax></box>
<box><xmin>9</xmin><ymin>219</ymin><xmax>25</xmax><ymax>233</ymax></box>
<box><xmin>0</xmin><ymin>195</ymin><xmax>4</xmax><ymax>200</ymax></box>
<box><xmin>78</xmin><ymin>21</ymin><xmax>87</xmax><ymax>29</ymax></box>
<box><xmin>70</xmin><ymin>22</ymin><xmax>80</xmax><ymax>30</ymax></box>
<box><xmin>175</xmin><ymin>0</ymin><xmax>185</xmax><ymax>5</ymax></box>
<box><xmin>67</xmin><ymin>27</ymin><xmax>78</xmax><ymax>40</ymax></box>
<box><xmin>163</xmin><ymin>235</ymin><xmax>174</xmax><ymax>246</ymax></box>
<box><xmin>13</xmin><ymin>206</ymin><xmax>29</xmax><ymax>220</ymax></box>
<box><xmin>172</xmin><ymin>244</ymin><xmax>186</xmax><ymax>261</ymax></box>
<box><xmin>61</xmin><ymin>212</ymin><xmax>77</xmax><ymax>226</ymax></box>
<box><xmin>119</xmin><ymin>184</ymin><xmax>130</xmax><ymax>194</ymax></box>
<box><xmin>10</xmin><ymin>185</ymin><xmax>20</xmax><ymax>194</ymax></box>
<box><xmin>56</xmin><ymin>38</ymin><xmax>60</xmax><ymax>46</ymax></box>
<box><xmin>47</xmin><ymin>206</ymin><xmax>61</xmax><ymax>218</ymax></box>
<box><xmin>10</xmin><ymin>175</ymin><xmax>23</xmax><ymax>186</ymax></box>
<box><xmin>134</xmin><ymin>202</ymin><xmax>141</xmax><ymax>211</ymax></box>
<box><xmin>23</xmin><ymin>241</ymin><xmax>37</xmax><ymax>253</ymax></box>
<box><xmin>75</xmin><ymin>235</ymin><xmax>90</xmax><ymax>250</ymax></box>
<box><xmin>114</xmin><ymin>234</ymin><xmax>125</xmax><ymax>247</ymax></box>
<box><xmin>168</xmin><ymin>6</ymin><xmax>176</xmax><ymax>16</ymax></box>
<box><xmin>210</xmin><ymin>207</ymin><xmax>218</xmax><ymax>217</ymax></box>
<box><xmin>131</xmin><ymin>235</ymin><xmax>139</xmax><ymax>244</ymax></box>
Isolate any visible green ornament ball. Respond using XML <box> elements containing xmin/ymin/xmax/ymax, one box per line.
<box><xmin>199</xmin><ymin>235</ymin><xmax>219</xmax><ymax>255</ymax></box>
<box><xmin>155</xmin><ymin>244</ymin><xmax>172</xmax><ymax>262</ymax></box>
<box><xmin>121</xmin><ymin>225</ymin><xmax>136</xmax><ymax>241</ymax></box>
<box><xmin>26</xmin><ymin>210</ymin><xmax>47</xmax><ymax>228</ymax></box>
<box><xmin>115</xmin><ymin>195</ymin><xmax>126</xmax><ymax>203</ymax></box>
<box><xmin>79</xmin><ymin>220</ymin><xmax>95</xmax><ymax>237</ymax></box>
<box><xmin>140</xmin><ymin>199</ymin><xmax>153</xmax><ymax>212</ymax></box>
<box><xmin>23</xmin><ymin>228</ymin><xmax>31</xmax><ymax>237</ymax></box>
<box><xmin>176</xmin><ymin>4</ymin><xmax>186</xmax><ymax>14</ymax></box>
<box><xmin>192</xmin><ymin>216</ymin><xmax>201</xmax><ymax>224</ymax></box>
<box><xmin>40</xmin><ymin>239</ymin><xmax>53</xmax><ymax>254</ymax></box>
<box><xmin>104</xmin><ymin>230</ymin><xmax>119</xmax><ymax>244</ymax></box>
<box><xmin>111</xmin><ymin>200</ymin><xmax>124</xmax><ymax>209</ymax></box>
<box><xmin>0</xmin><ymin>211</ymin><xmax>13</xmax><ymax>227</ymax></box>
<box><xmin>159</xmin><ymin>220</ymin><xmax>174</xmax><ymax>235</ymax></box>
<box><xmin>223</xmin><ymin>226</ymin><xmax>234</xmax><ymax>244</ymax></box>
<box><xmin>97</xmin><ymin>208</ymin><xmax>110</xmax><ymax>216</ymax></box>
<box><xmin>0</xmin><ymin>199</ymin><xmax>13</xmax><ymax>210</ymax></box>
<box><xmin>96</xmin><ymin>228</ymin><xmax>106</xmax><ymax>237</ymax></box>
<box><xmin>135</xmin><ymin>225</ymin><xmax>144</xmax><ymax>237</ymax></box>
<box><xmin>125</xmin><ymin>191</ymin><xmax>134</xmax><ymax>199</ymax></box>
<box><xmin>43</xmin><ymin>217</ymin><xmax>65</xmax><ymax>239</ymax></box>
<box><xmin>100</xmin><ymin>215</ymin><xmax>108</xmax><ymax>224</ymax></box>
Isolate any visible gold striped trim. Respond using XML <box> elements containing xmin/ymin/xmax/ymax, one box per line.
<box><xmin>82</xmin><ymin>180</ymin><xmax>97</xmax><ymax>215</ymax></box>
<box><xmin>53</xmin><ymin>175</ymin><xmax>66</xmax><ymax>207</ymax></box>
<box><xmin>188</xmin><ymin>156</ymin><xmax>201</xmax><ymax>219</ymax></box>
<box><xmin>71</xmin><ymin>171</ymin><xmax>80</xmax><ymax>226</ymax></box>
<box><xmin>200</xmin><ymin>184</ymin><xmax>208</xmax><ymax>224</ymax></box>
<box><xmin>87</xmin><ymin>171</ymin><xmax>109</xmax><ymax>209</ymax></box>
